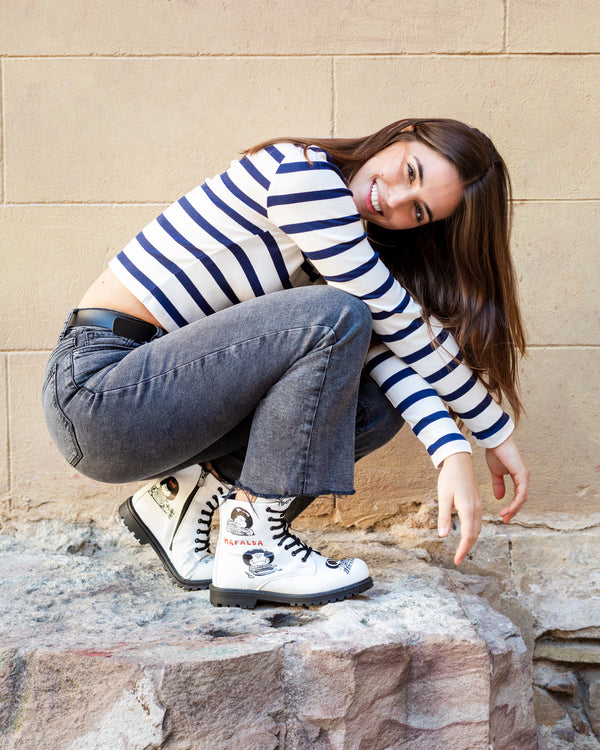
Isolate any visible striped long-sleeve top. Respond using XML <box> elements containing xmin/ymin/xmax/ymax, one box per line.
<box><xmin>110</xmin><ymin>143</ymin><xmax>514</xmax><ymax>467</ymax></box>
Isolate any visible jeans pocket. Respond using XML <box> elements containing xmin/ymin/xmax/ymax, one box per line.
<box><xmin>71</xmin><ymin>336</ymin><xmax>137</xmax><ymax>388</ymax></box>
<box><xmin>42</xmin><ymin>365</ymin><xmax>83</xmax><ymax>468</ymax></box>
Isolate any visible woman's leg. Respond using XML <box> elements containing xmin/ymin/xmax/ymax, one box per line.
<box><xmin>209</xmin><ymin>368</ymin><xmax>402</xmax><ymax>607</ymax></box>
<box><xmin>46</xmin><ymin>286</ymin><xmax>372</xmax><ymax>497</ymax></box>
<box><xmin>44</xmin><ymin>286</ymin><xmax>384</xmax><ymax>605</ymax></box>
<box><xmin>114</xmin><ymin>356</ymin><xmax>404</xmax><ymax>590</ymax></box>
<box><xmin>207</xmin><ymin>372</ymin><xmax>406</xmax><ymax>521</ymax></box>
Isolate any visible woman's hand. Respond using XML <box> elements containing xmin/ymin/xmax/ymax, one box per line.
<box><xmin>485</xmin><ymin>434</ymin><xmax>529</xmax><ymax>523</ymax></box>
<box><xmin>437</xmin><ymin>452</ymin><xmax>482</xmax><ymax>566</ymax></box>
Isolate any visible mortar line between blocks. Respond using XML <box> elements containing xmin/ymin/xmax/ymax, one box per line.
<box><xmin>331</xmin><ymin>56</ymin><xmax>336</xmax><ymax>138</ymax></box>
<box><xmin>504</xmin><ymin>0</ymin><xmax>509</xmax><ymax>53</ymax></box>
<box><xmin>1</xmin><ymin>58</ymin><xmax>5</xmax><ymax>204</ymax></box>
<box><xmin>2</xmin><ymin>52</ymin><xmax>600</xmax><ymax>60</ymax></box>
<box><xmin>4</xmin><ymin>201</ymin><xmax>171</xmax><ymax>207</ymax></box>
<box><xmin>526</xmin><ymin>344</ymin><xmax>600</xmax><ymax>350</ymax></box>
<box><xmin>4</xmin><ymin>354</ymin><xmax>12</xmax><ymax>514</ymax></box>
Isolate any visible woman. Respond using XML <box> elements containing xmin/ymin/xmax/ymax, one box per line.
<box><xmin>42</xmin><ymin>118</ymin><xmax>529</xmax><ymax>609</ymax></box>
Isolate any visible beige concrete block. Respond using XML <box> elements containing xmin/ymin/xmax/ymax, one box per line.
<box><xmin>344</xmin><ymin>428</ymin><xmax>437</xmax><ymax>529</ymax></box>
<box><xmin>500</xmin><ymin>347</ymin><xmax>600</xmax><ymax>522</ymax></box>
<box><xmin>512</xmin><ymin>201</ymin><xmax>600</xmax><ymax>346</ymax></box>
<box><xmin>0</xmin><ymin>0</ymin><xmax>504</xmax><ymax>55</ymax></box>
<box><xmin>335</xmin><ymin>56</ymin><xmax>600</xmax><ymax>200</ymax></box>
<box><xmin>508</xmin><ymin>0</ymin><xmax>600</xmax><ymax>52</ymax></box>
<box><xmin>8</xmin><ymin>352</ymin><xmax>139</xmax><ymax>525</ymax></box>
<box><xmin>5</xmin><ymin>57</ymin><xmax>332</xmax><ymax>203</ymax></box>
<box><xmin>0</xmin><ymin>357</ymin><xmax>8</xmax><ymax>516</ymax></box>
<box><xmin>0</xmin><ymin>205</ymin><xmax>167</xmax><ymax>351</ymax></box>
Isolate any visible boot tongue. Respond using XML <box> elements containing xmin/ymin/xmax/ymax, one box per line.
<box><xmin>267</xmin><ymin>505</ymin><xmax>313</xmax><ymax>563</ymax></box>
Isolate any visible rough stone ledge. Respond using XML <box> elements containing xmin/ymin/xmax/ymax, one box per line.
<box><xmin>0</xmin><ymin>521</ymin><xmax>538</xmax><ymax>750</ymax></box>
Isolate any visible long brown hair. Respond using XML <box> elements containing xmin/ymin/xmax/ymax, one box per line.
<box><xmin>247</xmin><ymin>118</ymin><xmax>526</xmax><ymax>419</ymax></box>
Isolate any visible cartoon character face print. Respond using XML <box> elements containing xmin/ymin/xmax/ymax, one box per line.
<box><xmin>226</xmin><ymin>506</ymin><xmax>255</xmax><ymax>536</ymax></box>
<box><xmin>242</xmin><ymin>548</ymin><xmax>278</xmax><ymax>578</ymax></box>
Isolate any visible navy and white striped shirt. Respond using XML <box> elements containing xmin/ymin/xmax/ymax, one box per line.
<box><xmin>110</xmin><ymin>143</ymin><xmax>514</xmax><ymax>467</ymax></box>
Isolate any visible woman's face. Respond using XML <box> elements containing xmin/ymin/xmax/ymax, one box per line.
<box><xmin>349</xmin><ymin>140</ymin><xmax>463</xmax><ymax>230</ymax></box>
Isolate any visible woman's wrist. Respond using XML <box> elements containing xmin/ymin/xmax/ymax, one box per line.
<box><xmin>440</xmin><ymin>451</ymin><xmax>472</xmax><ymax>468</ymax></box>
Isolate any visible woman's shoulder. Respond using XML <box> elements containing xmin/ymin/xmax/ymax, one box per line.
<box><xmin>248</xmin><ymin>141</ymin><xmax>334</xmax><ymax>168</ymax></box>
<box><xmin>248</xmin><ymin>142</ymin><xmax>345</xmax><ymax>191</ymax></box>
<box><xmin>230</xmin><ymin>142</ymin><xmax>345</xmax><ymax>199</ymax></box>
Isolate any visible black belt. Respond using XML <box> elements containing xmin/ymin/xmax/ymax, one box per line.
<box><xmin>65</xmin><ymin>308</ymin><xmax>162</xmax><ymax>342</ymax></box>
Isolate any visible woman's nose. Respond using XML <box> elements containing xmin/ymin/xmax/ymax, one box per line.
<box><xmin>386</xmin><ymin>184</ymin><xmax>411</xmax><ymax>209</ymax></box>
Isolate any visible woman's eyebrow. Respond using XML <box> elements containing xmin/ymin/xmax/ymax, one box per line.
<box><xmin>414</xmin><ymin>157</ymin><xmax>433</xmax><ymax>222</ymax></box>
<box><xmin>415</xmin><ymin>156</ymin><xmax>424</xmax><ymax>184</ymax></box>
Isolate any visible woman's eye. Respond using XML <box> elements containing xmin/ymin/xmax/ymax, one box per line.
<box><xmin>407</xmin><ymin>163</ymin><xmax>415</xmax><ymax>184</ymax></box>
<box><xmin>415</xmin><ymin>203</ymin><xmax>424</xmax><ymax>223</ymax></box>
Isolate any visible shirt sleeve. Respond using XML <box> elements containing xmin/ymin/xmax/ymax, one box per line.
<box><xmin>365</xmin><ymin>343</ymin><xmax>514</xmax><ymax>467</ymax></box>
<box><xmin>266</xmin><ymin>145</ymin><xmax>514</xmax><ymax>456</ymax></box>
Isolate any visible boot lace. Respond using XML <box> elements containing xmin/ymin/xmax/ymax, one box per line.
<box><xmin>194</xmin><ymin>486</ymin><xmax>222</xmax><ymax>553</ymax></box>
<box><xmin>266</xmin><ymin>506</ymin><xmax>313</xmax><ymax>563</ymax></box>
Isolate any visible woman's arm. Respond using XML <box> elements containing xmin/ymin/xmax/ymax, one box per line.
<box><xmin>365</xmin><ymin>343</ymin><xmax>514</xmax><ymax>463</ymax></box>
<box><xmin>364</xmin><ymin>343</ymin><xmax>471</xmax><ymax>467</ymax></box>
<box><xmin>266</xmin><ymin>146</ymin><xmax>508</xmax><ymax>420</ymax></box>
<box><xmin>485</xmin><ymin>435</ymin><xmax>529</xmax><ymax>523</ymax></box>
<box><xmin>365</xmin><ymin>343</ymin><xmax>528</xmax><ymax>528</ymax></box>
<box><xmin>365</xmin><ymin>343</ymin><xmax>528</xmax><ymax>563</ymax></box>
<box><xmin>437</xmin><ymin>452</ymin><xmax>482</xmax><ymax>565</ymax></box>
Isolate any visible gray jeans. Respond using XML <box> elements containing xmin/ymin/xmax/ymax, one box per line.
<box><xmin>42</xmin><ymin>286</ymin><xmax>404</xmax><ymax>499</ymax></box>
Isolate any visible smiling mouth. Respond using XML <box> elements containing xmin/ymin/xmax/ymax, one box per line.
<box><xmin>370</xmin><ymin>182</ymin><xmax>383</xmax><ymax>215</ymax></box>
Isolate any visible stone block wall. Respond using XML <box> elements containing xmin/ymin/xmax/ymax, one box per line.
<box><xmin>0</xmin><ymin>0</ymin><xmax>598</xmax><ymax>529</ymax></box>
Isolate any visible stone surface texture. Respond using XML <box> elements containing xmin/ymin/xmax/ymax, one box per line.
<box><xmin>0</xmin><ymin>522</ymin><xmax>538</xmax><ymax>750</ymax></box>
<box><xmin>387</xmin><ymin>519</ymin><xmax>600</xmax><ymax>750</ymax></box>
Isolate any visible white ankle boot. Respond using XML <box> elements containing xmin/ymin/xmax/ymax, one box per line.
<box><xmin>210</xmin><ymin>495</ymin><xmax>373</xmax><ymax>608</ymax></box>
<box><xmin>119</xmin><ymin>466</ymin><xmax>231</xmax><ymax>590</ymax></box>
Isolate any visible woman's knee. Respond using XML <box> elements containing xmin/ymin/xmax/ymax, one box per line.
<box><xmin>309</xmin><ymin>286</ymin><xmax>371</xmax><ymax>338</ymax></box>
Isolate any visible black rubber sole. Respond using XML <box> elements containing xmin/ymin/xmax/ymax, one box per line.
<box><xmin>209</xmin><ymin>577</ymin><xmax>373</xmax><ymax>609</ymax></box>
<box><xmin>118</xmin><ymin>497</ymin><xmax>211</xmax><ymax>591</ymax></box>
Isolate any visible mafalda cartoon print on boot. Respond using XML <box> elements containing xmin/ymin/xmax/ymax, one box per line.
<box><xmin>226</xmin><ymin>506</ymin><xmax>255</xmax><ymax>536</ymax></box>
<box><xmin>243</xmin><ymin>548</ymin><xmax>279</xmax><ymax>578</ymax></box>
